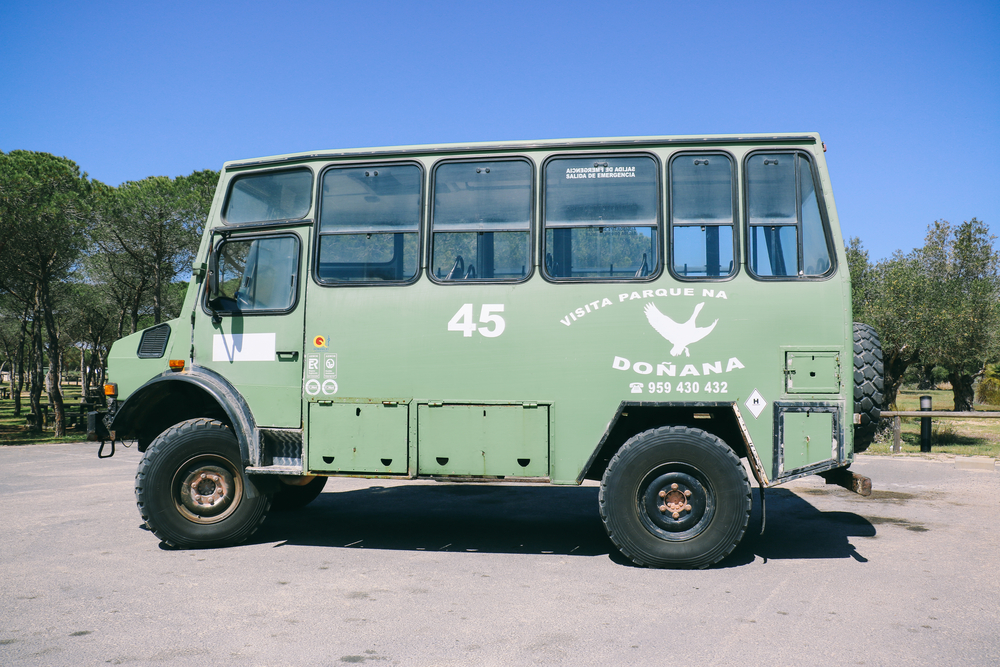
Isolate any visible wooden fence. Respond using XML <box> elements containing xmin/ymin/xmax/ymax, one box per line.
<box><xmin>879</xmin><ymin>410</ymin><xmax>1000</xmax><ymax>453</ymax></box>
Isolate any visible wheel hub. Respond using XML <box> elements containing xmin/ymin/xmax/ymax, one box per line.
<box><xmin>641</xmin><ymin>470</ymin><xmax>711</xmax><ymax>536</ymax></box>
<box><xmin>178</xmin><ymin>464</ymin><xmax>236</xmax><ymax>518</ymax></box>
<box><xmin>658</xmin><ymin>484</ymin><xmax>693</xmax><ymax>519</ymax></box>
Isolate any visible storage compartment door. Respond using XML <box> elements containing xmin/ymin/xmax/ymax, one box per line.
<box><xmin>775</xmin><ymin>403</ymin><xmax>842</xmax><ymax>476</ymax></box>
<box><xmin>785</xmin><ymin>351</ymin><xmax>841</xmax><ymax>394</ymax></box>
<box><xmin>417</xmin><ymin>404</ymin><xmax>549</xmax><ymax>477</ymax></box>
<box><xmin>308</xmin><ymin>402</ymin><xmax>408</xmax><ymax>473</ymax></box>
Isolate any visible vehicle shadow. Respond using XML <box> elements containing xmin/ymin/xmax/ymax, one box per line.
<box><xmin>247</xmin><ymin>483</ymin><xmax>876</xmax><ymax>567</ymax></box>
<box><xmin>251</xmin><ymin>483</ymin><xmax>613</xmax><ymax>558</ymax></box>
<box><xmin>720</xmin><ymin>488</ymin><xmax>876</xmax><ymax>568</ymax></box>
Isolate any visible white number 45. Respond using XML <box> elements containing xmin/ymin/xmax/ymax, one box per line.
<box><xmin>448</xmin><ymin>304</ymin><xmax>506</xmax><ymax>338</ymax></box>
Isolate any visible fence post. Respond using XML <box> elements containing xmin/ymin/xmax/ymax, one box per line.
<box><xmin>920</xmin><ymin>395</ymin><xmax>933</xmax><ymax>452</ymax></box>
<box><xmin>892</xmin><ymin>415</ymin><xmax>902</xmax><ymax>453</ymax></box>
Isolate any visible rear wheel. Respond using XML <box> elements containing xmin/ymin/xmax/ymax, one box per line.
<box><xmin>600</xmin><ymin>426</ymin><xmax>751</xmax><ymax>569</ymax></box>
<box><xmin>271</xmin><ymin>475</ymin><xmax>328</xmax><ymax>511</ymax></box>
<box><xmin>853</xmin><ymin>322</ymin><xmax>884</xmax><ymax>453</ymax></box>
<box><xmin>135</xmin><ymin>418</ymin><xmax>270</xmax><ymax>548</ymax></box>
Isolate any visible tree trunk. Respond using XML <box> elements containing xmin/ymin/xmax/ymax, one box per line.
<box><xmin>7</xmin><ymin>360</ymin><xmax>15</xmax><ymax>412</ymax></box>
<box><xmin>13</xmin><ymin>304</ymin><xmax>29</xmax><ymax>416</ymax></box>
<box><xmin>949</xmin><ymin>371</ymin><xmax>976</xmax><ymax>412</ymax></box>
<box><xmin>14</xmin><ymin>356</ymin><xmax>24</xmax><ymax>416</ymax></box>
<box><xmin>39</xmin><ymin>282</ymin><xmax>66</xmax><ymax>437</ymax></box>
<box><xmin>28</xmin><ymin>315</ymin><xmax>43</xmax><ymax>432</ymax></box>
<box><xmin>882</xmin><ymin>348</ymin><xmax>917</xmax><ymax>410</ymax></box>
<box><xmin>130</xmin><ymin>285</ymin><xmax>142</xmax><ymax>334</ymax></box>
<box><xmin>153</xmin><ymin>255</ymin><xmax>162</xmax><ymax>325</ymax></box>
<box><xmin>917</xmin><ymin>363</ymin><xmax>937</xmax><ymax>390</ymax></box>
<box><xmin>116</xmin><ymin>308</ymin><xmax>127</xmax><ymax>340</ymax></box>
<box><xmin>81</xmin><ymin>342</ymin><xmax>90</xmax><ymax>402</ymax></box>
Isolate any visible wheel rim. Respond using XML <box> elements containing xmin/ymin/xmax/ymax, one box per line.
<box><xmin>172</xmin><ymin>455</ymin><xmax>243</xmax><ymax>524</ymax></box>
<box><xmin>636</xmin><ymin>464</ymin><xmax>715</xmax><ymax>541</ymax></box>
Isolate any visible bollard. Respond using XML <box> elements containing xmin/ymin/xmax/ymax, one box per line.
<box><xmin>920</xmin><ymin>395</ymin><xmax>932</xmax><ymax>452</ymax></box>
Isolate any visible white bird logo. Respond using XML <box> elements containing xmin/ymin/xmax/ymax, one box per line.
<box><xmin>643</xmin><ymin>302</ymin><xmax>718</xmax><ymax>357</ymax></box>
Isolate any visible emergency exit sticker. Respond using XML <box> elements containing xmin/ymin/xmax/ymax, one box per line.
<box><xmin>745</xmin><ymin>389</ymin><xmax>767</xmax><ymax>419</ymax></box>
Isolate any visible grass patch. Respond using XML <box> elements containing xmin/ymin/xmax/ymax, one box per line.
<box><xmin>0</xmin><ymin>388</ymin><xmax>98</xmax><ymax>446</ymax></box>
<box><xmin>864</xmin><ymin>387</ymin><xmax>1000</xmax><ymax>458</ymax></box>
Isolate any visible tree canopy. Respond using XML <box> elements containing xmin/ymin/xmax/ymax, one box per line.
<box><xmin>0</xmin><ymin>150</ymin><xmax>92</xmax><ymax>433</ymax></box>
<box><xmin>0</xmin><ymin>151</ymin><xmax>218</xmax><ymax>433</ymax></box>
<box><xmin>849</xmin><ymin>219</ymin><xmax>1000</xmax><ymax>411</ymax></box>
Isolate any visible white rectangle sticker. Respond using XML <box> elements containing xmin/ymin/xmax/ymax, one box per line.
<box><xmin>212</xmin><ymin>333</ymin><xmax>276</xmax><ymax>362</ymax></box>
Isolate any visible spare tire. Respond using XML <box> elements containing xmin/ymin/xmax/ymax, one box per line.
<box><xmin>853</xmin><ymin>322</ymin><xmax>884</xmax><ymax>452</ymax></box>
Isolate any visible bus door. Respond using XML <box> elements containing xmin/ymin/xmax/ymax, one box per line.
<box><xmin>197</xmin><ymin>229</ymin><xmax>307</xmax><ymax>429</ymax></box>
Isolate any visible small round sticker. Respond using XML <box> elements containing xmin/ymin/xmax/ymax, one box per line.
<box><xmin>313</xmin><ymin>335</ymin><xmax>327</xmax><ymax>348</ymax></box>
<box><xmin>322</xmin><ymin>380</ymin><xmax>339</xmax><ymax>395</ymax></box>
<box><xmin>305</xmin><ymin>379</ymin><xmax>321</xmax><ymax>395</ymax></box>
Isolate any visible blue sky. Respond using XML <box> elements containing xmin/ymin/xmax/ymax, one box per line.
<box><xmin>2</xmin><ymin>0</ymin><xmax>997</xmax><ymax>260</ymax></box>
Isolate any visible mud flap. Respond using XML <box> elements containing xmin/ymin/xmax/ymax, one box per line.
<box><xmin>818</xmin><ymin>467</ymin><xmax>872</xmax><ymax>496</ymax></box>
<box><xmin>87</xmin><ymin>411</ymin><xmax>110</xmax><ymax>442</ymax></box>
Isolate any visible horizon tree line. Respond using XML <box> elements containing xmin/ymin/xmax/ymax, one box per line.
<box><xmin>0</xmin><ymin>149</ymin><xmax>216</xmax><ymax>435</ymax></box>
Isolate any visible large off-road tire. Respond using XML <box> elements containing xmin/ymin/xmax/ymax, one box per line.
<box><xmin>135</xmin><ymin>418</ymin><xmax>270</xmax><ymax>549</ymax></box>
<box><xmin>853</xmin><ymin>322</ymin><xmax>884</xmax><ymax>453</ymax></box>
<box><xmin>271</xmin><ymin>475</ymin><xmax>328</xmax><ymax>511</ymax></box>
<box><xmin>599</xmin><ymin>426</ymin><xmax>751</xmax><ymax>569</ymax></box>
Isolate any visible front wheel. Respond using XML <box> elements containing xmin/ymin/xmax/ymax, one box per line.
<box><xmin>135</xmin><ymin>418</ymin><xmax>270</xmax><ymax>548</ymax></box>
<box><xmin>599</xmin><ymin>426</ymin><xmax>751</xmax><ymax>569</ymax></box>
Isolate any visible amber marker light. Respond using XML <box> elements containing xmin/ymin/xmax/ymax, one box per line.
<box><xmin>169</xmin><ymin>359</ymin><xmax>185</xmax><ymax>372</ymax></box>
<box><xmin>104</xmin><ymin>383</ymin><xmax>118</xmax><ymax>398</ymax></box>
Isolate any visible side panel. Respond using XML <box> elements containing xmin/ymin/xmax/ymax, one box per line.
<box><xmin>273</xmin><ymin>138</ymin><xmax>855</xmax><ymax>484</ymax></box>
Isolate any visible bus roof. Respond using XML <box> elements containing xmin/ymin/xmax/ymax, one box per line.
<box><xmin>224</xmin><ymin>133</ymin><xmax>822</xmax><ymax>170</ymax></box>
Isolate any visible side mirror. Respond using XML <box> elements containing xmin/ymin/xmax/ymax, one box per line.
<box><xmin>207</xmin><ymin>234</ymin><xmax>223</xmax><ymax>324</ymax></box>
<box><xmin>208</xmin><ymin>247</ymin><xmax>221</xmax><ymax>302</ymax></box>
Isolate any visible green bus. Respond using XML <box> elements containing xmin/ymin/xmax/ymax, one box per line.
<box><xmin>93</xmin><ymin>133</ymin><xmax>883</xmax><ymax>568</ymax></box>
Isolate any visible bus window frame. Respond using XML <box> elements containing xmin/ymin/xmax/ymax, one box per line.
<box><xmin>202</xmin><ymin>230</ymin><xmax>304</xmax><ymax>318</ymax></box>
<box><xmin>427</xmin><ymin>156</ymin><xmax>535</xmax><ymax>286</ymax></box>
<box><xmin>742</xmin><ymin>150</ymin><xmax>837</xmax><ymax>282</ymax></box>
<box><xmin>540</xmin><ymin>151</ymin><xmax>663</xmax><ymax>284</ymax></box>
<box><xmin>221</xmin><ymin>166</ymin><xmax>315</xmax><ymax>226</ymax></box>
<box><xmin>312</xmin><ymin>160</ymin><xmax>425</xmax><ymax>288</ymax></box>
<box><xmin>666</xmin><ymin>150</ymin><xmax>740</xmax><ymax>283</ymax></box>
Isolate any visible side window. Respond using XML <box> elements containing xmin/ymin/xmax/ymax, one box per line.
<box><xmin>213</xmin><ymin>235</ymin><xmax>300</xmax><ymax>313</ymax></box>
<box><xmin>224</xmin><ymin>168</ymin><xmax>312</xmax><ymax>224</ymax></box>
<box><xmin>669</xmin><ymin>154</ymin><xmax>736</xmax><ymax>278</ymax></box>
<box><xmin>431</xmin><ymin>159</ymin><xmax>531</xmax><ymax>282</ymax></box>
<box><xmin>746</xmin><ymin>153</ymin><xmax>833</xmax><ymax>278</ymax></box>
<box><xmin>543</xmin><ymin>155</ymin><xmax>659</xmax><ymax>280</ymax></box>
<box><xmin>316</xmin><ymin>164</ymin><xmax>421</xmax><ymax>283</ymax></box>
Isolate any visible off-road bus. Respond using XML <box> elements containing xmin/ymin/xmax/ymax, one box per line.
<box><xmin>93</xmin><ymin>133</ymin><xmax>883</xmax><ymax>568</ymax></box>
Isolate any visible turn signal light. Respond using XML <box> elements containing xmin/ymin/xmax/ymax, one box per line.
<box><xmin>104</xmin><ymin>383</ymin><xmax>118</xmax><ymax>398</ymax></box>
<box><xmin>169</xmin><ymin>359</ymin><xmax>185</xmax><ymax>372</ymax></box>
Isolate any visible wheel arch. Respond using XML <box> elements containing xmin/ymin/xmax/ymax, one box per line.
<box><xmin>109</xmin><ymin>367</ymin><xmax>257</xmax><ymax>465</ymax></box>
<box><xmin>579</xmin><ymin>402</ymin><xmax>755</xmax><ymax>484</ymax></box>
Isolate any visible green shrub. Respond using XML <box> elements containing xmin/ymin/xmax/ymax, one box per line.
<box><xmin>977</xmin><ymin>363</ymin><xmax>1000</xmax><ymax>406</ymax></box>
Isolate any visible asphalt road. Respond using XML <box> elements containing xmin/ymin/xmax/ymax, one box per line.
<box><xmin>1</xmin><ymin>443</ymin><xmax>998</xmax><ymax>666</ymax></box>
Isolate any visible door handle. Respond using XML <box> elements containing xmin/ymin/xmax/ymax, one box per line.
<box><xmin>276</xmin><ymin>351</ymin><xmax>299</xmax><ymax>361</ymax></box>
